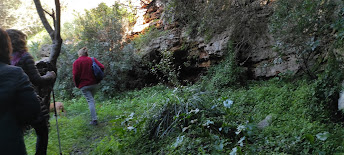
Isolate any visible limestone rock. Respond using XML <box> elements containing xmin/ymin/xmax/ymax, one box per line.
<box><xmin>142</xmin><ymin>31</ymin><xmax>180</xmax><ymax>54</ymax></box>
<box><xmin>338</xmin><ymin>91</ymin><xmax>344</xmax><ymax>111</ymax></box>
<box><xmin>257</xmin><ymin>115</ymin><xmax>272</xmax><ymax>129</ymax></box>
<box><xmin>131</xmin><ymin>0</ymin><xmax>304</xmax><ymax>83</ymax></box>
<box><xmin>204</xmin><ymin>30</ymin><xmax>232</xmax><ymax>57</ymax></box>
<box><xmin>338</xmin><ymin>81</ymin><xmax>344</xmax><ymax>111</ymax></box>
<box><xmin>40</xmin><ymin>44</ymin><xmax>51</xmax><ymax>58</ymax></box>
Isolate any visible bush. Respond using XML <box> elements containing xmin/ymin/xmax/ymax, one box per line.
<box><xmin>313</xmin><ymin>54</ymin><xmax>344</xmax><ymax>121</ymax></box>
<box><xmin>54</xmin><ymin>43</ymin><xmax>79</xmax><ymax>99</ymax></box>
<box><xmin>162</xmin><ymin>0</ymin><xmax>233</xmax><ymax>39</ymax></box>
<box><xmin>201</xmin><ymin>41</ymin><xmax>247</xmax><ymax>90</ymax></box>
<box><xmin>54</xmin><ymin>2</ymin><xmax>149</xmax><ymax>99</ymax></box>
<box><xmin>271</xmin><ymin>0</ymin><xmax>344</xmax><ymax>121</ymax></box>
<box><xmin>270</xmin><ymin>0</ymin><xmax>339</xmax><ymax>77</ymax></box>
<box><xmin>148</xmin><ymin>50</ymin><xmax>180</xmax><ymax>86</ymax></box>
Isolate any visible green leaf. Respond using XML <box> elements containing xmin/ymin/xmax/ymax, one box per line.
<box><xmin>304</xmin><ymin>134</ymin><xmax>315</xmax><ymax>144</ymax></box>
<box><xmin>316</xmin><ymin>132</ymin><xmax>330</xmax><ymax>141</ymax></box>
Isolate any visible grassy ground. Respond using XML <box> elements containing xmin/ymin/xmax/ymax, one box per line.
<box><xmin>24</xmin><ymin>79</ymin><xmax>344</xmax><ymax>154</ymax></box>
<box><xmin>24</xmin><ymin>85</ymin><xmax>171</xmax><ymax>154</ymax></box>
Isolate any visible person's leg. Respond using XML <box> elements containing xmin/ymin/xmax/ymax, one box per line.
<box><xmin>34</xmin><ymin>121</ymin><xmax>49</xmax><ymax>155</ymax></box>
<box><xmin>81</xmin><ymin>85</ymin><xmax>98</xmax><ymax>122</ymax></box>
<box><xmin>33</xmin><ymin>95</ymin><xmax>50</xmax><ymax>155</ymax></box>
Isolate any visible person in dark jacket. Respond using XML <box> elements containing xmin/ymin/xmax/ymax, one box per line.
<box><xmin>0</xmin><ymin>28</ymin><xmax>41</xmax><ymax>155</ymax></box>
<box><xmin>7</xmin><ymin>29</ymin><xmax>55</xmax><ymax>155</ymax></box>
<box><xmin>73</xmin><ymin>47</ymin><xmax>104</xmax><ymax>125</ymax></box>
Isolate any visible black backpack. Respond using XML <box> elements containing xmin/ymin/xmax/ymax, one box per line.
<box><xmin>91</xmin><ymin>57</ymin><xmax>104</xmax><ymax>81</ymax></box>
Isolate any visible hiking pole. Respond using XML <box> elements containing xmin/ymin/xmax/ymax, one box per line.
<box><xmin>52</xmin><ymin>88</ymin><xmax>63</xmax><ymax>155</ymax></box>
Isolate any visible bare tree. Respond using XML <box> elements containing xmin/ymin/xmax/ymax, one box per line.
<box><xmin>31</xmin><ymin>1</ymin><xmax>63</xmax><ymax>154</ymax></box>
<box><xmin>33</xmin><ymin>0</ymin><xmax>62</xmax><ymax>68</ymax></box>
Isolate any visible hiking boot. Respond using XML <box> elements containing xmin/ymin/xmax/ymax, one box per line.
<box><xmin>90</xmin><ymin>120</ymin><xmax>98</xmax><ymax>125</ymax></box>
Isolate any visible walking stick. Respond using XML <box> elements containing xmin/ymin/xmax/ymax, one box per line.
<box><xmin>52</xmin><ymin>88</ymin><xmax>63</xmax><ymax>155</ymax></box>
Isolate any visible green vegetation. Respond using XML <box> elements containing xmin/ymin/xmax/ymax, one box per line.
<box><xmin>21</xmin><ymin>0</ymin><xmax>344</xmax><ymax>154</ymax></box>
<box><xmin>270</xmin><ymin>0</ymin><xmax>343</xmax><ymax>77</ymax></box>
<box><xmin>25</xmin><ymin>73</ymin><xmax>344</xmax><ymax>154</ymax></box>
<box><xmin>24</xmin><ymin>36</ymin><xmax>344</xmax><ymax>154</ymax></box>
<box><xmin>52</xmin><ymin>2</ymin><xmax>147</xmax><ymax>99</ymax></box>
<box><xmin>149</xmin><ymin>50</ymin><xmax>180</xmax><ymax>86</ymax></box>
<box><xmin>131</xmin><ymin>26</ymin><xmax>168</xmax><ymax>50</ymax></box>
<box><xmin>201</xmin><ymin>41</ymin><xmax>247</xmax><ymax>90</ymax></box>
<box><xmin>1</xmin><ymin>0</ymin><xmax>44</xmax><ymax>36</ymax></box>
<box><xmin>163</xmin><ymin>0</ymin><xmax>232</xmax><ymax>40</ymax></box>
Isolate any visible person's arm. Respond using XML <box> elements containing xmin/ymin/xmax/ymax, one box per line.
<box><xmin>14</xmin><ymin>67</ymin><xmax>41</xmax><ymax>124</ymax></box>
<box><xmin>72</xmin><ymin>60</ymin><xmax>80</xmax><ymax>88</ymax></box>
<box><xmin>21</xmin><ymin>54</ymin><xmax>55</xmax><ymax>86</ymax></box>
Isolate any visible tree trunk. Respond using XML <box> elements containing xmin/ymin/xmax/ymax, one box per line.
<box><xmin>33</xmin><ymin>0</ymin><xmax>62</xmax><ymax>68</ymax></box>
<box><xmin>32</xmin><ymin>1</ymin><xmax>62</xmax><ymax>154</ymax></box>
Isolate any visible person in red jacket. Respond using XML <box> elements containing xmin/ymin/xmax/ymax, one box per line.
<box><xmin>73</xmin><ymin>47</ymin><xmax>104</xmax><ymax>125</ymax></box>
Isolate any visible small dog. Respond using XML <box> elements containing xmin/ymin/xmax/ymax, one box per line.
<box><xmin>50</xmin><ymin>102</ymin><xmax>66</xmax><ymax>116</ymax></box>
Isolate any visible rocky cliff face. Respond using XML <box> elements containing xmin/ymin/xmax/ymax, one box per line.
<box><xmin>130</xmin><ymin>0</ymin><xmax>301</xmax><ymax>83</ymax></box>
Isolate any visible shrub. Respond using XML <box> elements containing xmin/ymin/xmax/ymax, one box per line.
<box><xmin>162</xmin><ymin>0</ymin><xmax>233</xmax><ymax>39</ymax></box>
<box><xmin>270</xmin><ymin>0</ymin><xmax>339</xmax><ymax>77</ymax></box>
<box><xmin>313</xmin><ymin>53</ymin><xmax>344</xmax><ymax>121</ymax></box>
<box><xmin>148</xmin><ymin>50</ymin><xmax>180</xmax><ymax>86</ymax></box>
<box><xmin>54</xmin><ymin>43</ymin><xmax>79</xmax><ymax>99</ymax></box>
<box><xmin>54</xmin><ymin>2</ymin><xmax>149</xmax><ymax>99</ymax></box>
<box><xmin>201</xmin><ymin>41</ymin><xmax>247</xmax><ymax>90</ymax></box>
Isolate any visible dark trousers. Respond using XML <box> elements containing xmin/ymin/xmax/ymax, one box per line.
<box><xmin>33</xmin><ymin>117</ymin><xmax>49</xmax><ymax>155</ymax></box>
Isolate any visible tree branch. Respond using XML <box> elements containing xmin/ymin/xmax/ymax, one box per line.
<box><xmin>43</xmin><ymin>9</ymin><xmax>53</xmax><ymax>18</ymax></box>
<box><xmin>55</xmin><ymin>0</ymin><xmax>61</xmax><ymax>40</ymax></box>
<box><xmin>33</xmin><ymin>0</ymin><xmax>54</xmax><ymax>39</ymax></box>
<box><xmin>140</xmin><ymin>0</ymin><xmax>149</xmax><ymax>5</ymax></box>
<box><xmin>49</xmin><ymin>0</ymin><xmax>62</xmax><ymax>67</ymax></box>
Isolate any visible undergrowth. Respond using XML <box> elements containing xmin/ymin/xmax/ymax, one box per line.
<box><xmin>23</xmin><ymin>1</ymin><xmax>344</xmax><ymax>154</ymax></box>
<box><xmin>25</xmin><ymin>75</ymin><xmax>344</xmax><ymax>154</ymax></box>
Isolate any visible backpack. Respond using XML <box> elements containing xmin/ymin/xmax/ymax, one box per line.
<box><xmin>91</xmin><ymin>57</ymin><xmax>104</xmax><ymax>81</ymax></box>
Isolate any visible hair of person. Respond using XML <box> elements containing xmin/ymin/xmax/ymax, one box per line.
<box><xmin>78</xmin><ymin>47</ymin><xmax>88</xmax><ymax>57</ymax></box>
<box><xmin>6</xmin><ymin>29</ymin><xmax>28</xmax><ymax>52</ymax></box>
<box><xmin>0</xmin><ymin>28</ymin><xmax>12</xmax><ymax>64</ymax></box>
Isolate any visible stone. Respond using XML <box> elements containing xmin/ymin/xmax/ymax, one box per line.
<box><xmin>253</xmin><ymin>55</ymin><xmax>300</xmax><ymax>78</ymax></box>
<box><xmin>204</xmin><ymin>30</ymin><xmax>232</xmax><ymax>57</ymax></box>
<box><xmin>338</xmin><ymin>81</ymin><xmax>344</xmax><ymax>111</ymax></box>
<box><xmin>40</xmin><ymin>44</ymin><xmax>51</xmax><ymax>58</ymax></box>
<box><xmin>129</xmin><ymin>0</ymin><xmax>306</xmax><ymax>82</ymax></box>
<box><xmin>257</xmin><ymin>114</ymin><xmax>272</xmax><ymax>129</ymax></box>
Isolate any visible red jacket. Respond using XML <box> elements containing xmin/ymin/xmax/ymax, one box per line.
<box><xmin>73</xmin><ymin>56</ymin><xmax>104</xmax><ymax>89</ymax></box>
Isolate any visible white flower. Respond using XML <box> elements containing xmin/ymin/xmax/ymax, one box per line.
<box><xmin>189</xmin><ymin>108</ymin><xmax>200</xmax><ymax>114</ymax></box>
<box><xmin>203</xmin><ymin>120</ymin><xmax>214</xmax><ymax>128</ymax></box>
<box><xmin>238</xmin><ymin>136</ymin><xmax>245</xmax><ymax>147</ymax></box>
<box><xmin>235</xmin><ymin>125</ymin><xmax>246</xmax><ymax>135</ymax></box>
<box><xmin>223</xmin><ymin>99</ymin><xmax>233</xmax><ymax>108</ymax></box>
<box><xmin>172</xmin><ymin>136</ymin><xmax>185</xmax><ymax>148</ymax></box>
<box><xmin>190</xmin><ymin>119</ymin><xmax>198</xmax><ymax>124</ymax></box>
<box><xmin>127</xmin><ymin>126</ymin><xmax>135</xmax><ymax>131</ymax></box>
<box><xmin>182</xmin><ymin>125</ymin><xmax>191</xmax><ymax>132</ymax></box>
<box><xmin>230</xmin><ymin>147</ymin><xmax>237</xmax><ymax>155</ymax></box>
<box><xmin>316</xmin><ymin>132</ymin><xmax>330</xmax><ymax>141</ymax></box>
